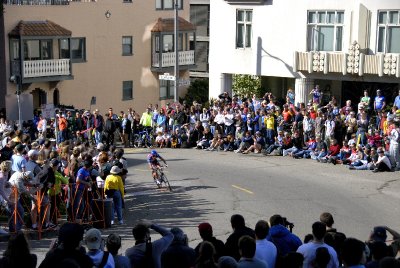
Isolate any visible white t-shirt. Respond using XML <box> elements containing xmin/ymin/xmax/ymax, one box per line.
<box><xmin>377</xmin><ymin>155</ymin><xmax>391</xmax><ymax>169</ymax></box>
<box><xmin>297</xmin><ymin>241</ymin><xmax>339</xmax><ymax>268</ymax></box>
<box><xmin>255</xmin><ymin>239</ymin><xmax>277</xmax><ymax>268</ymax></box>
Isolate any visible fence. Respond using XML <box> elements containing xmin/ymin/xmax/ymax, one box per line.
<box><xmin>1</xmin><ymin>183</ymin><xmax>110</xmax><ymax>239</ymax></box>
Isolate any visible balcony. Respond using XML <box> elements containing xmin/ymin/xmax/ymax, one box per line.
<box><xmin>152</xmin><ymin>50</ymin><xmax>195</xmax><ymax>68</ymax></box>
<box><xmin>24</xmin><ymin>59</ymin><xmax>71</xmax><ymax>77</ymax></box>
<box><xmin>151</xmin><ymin>17</ymin><xmax>197</xmax><ymax>72</ymax></box>
<box><xmin>5</xmin><ymin>0</ymin><xmax>95</xmax><ymax>5</ymax></box>
<box><xmin>293</xmin><ymin>50</ymin><xmax>400</xmax><ymax>78</ymax></box>
<box><xmin>11</xmin><ymin>59</ymin><xmax>73</xmax><ymax>83</ymax></box>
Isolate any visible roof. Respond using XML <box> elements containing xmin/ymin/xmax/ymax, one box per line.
<box><xmin>151</xmin><ymin>17</ymin><xmax>196</xmax><ymax>32</ymax></box>
<box><xmin>9</xmin><ymin>20</ymin><xmax>72</xmax><ymax>37</ymax></box>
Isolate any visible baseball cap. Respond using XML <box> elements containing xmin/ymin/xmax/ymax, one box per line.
<box><xmin>198</xmin><ymin>222</ymin><xmax>213</xmax><ymax>233</ymax></box>
<box><xmin>50</xmin><ymin>159</ymin><xmax>60</xmax><ymax>167</ymax></box>
<box><xmin>15</xmin><ymin>144</ymin><xmax>24</xmax><ymax>152</ymax></box>
<box><xmin>85</xmin><ymin>228</ymin><xmax>102</xmax><ymax>250</ymax></box>
<box><xmin>27</xmin><ymin>150</ymin><xmax>39</xmax><ymax>158</ymax></box>
<box><xmin>371</xmin><ymin>226</ymin><xmax>387</xmax><ymax>242</ymax></box>
<box><xmin>31</xmin><ymin>142</ymin><xmax>40</xmax><ymax>149</ymax></box>
<box><xmin>97</xmin><ymin>143</ymin><xmax>104</xmax><ymax>151</ymax></box>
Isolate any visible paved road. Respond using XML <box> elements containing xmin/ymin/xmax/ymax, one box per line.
<box><xmin>1</xmin><ymin>147</ymin><xmax>400</xmax><ymax>264</ymax></box>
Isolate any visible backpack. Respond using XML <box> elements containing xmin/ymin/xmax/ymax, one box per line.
<box><xmin>98</xmin><ymin>251</ymin><xmax>110</xmax><ymax>268</ymax></box>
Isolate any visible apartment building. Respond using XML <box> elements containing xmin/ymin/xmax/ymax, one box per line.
<box><xmin>190</xmin><ymin>0</ymin><xmax>209</xmax><ymax>79</ymax></box>
<box><xmin>209</xmin><ymin>0</ymin><xmax>400</xmax><ymax>106</ymax></box>
<box><xmin>0</xmin><ymin>0</ymin><xmax>196</xmax><ymax>116</ymax></box>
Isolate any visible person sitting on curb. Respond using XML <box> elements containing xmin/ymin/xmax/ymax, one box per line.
<box><xmin>372</xmin><ymin>147</ymin><xmax>392</xmax><ymax>172</ymax></box>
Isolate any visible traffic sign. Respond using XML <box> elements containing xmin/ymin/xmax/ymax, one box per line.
<box><xmin>159</xmin><ymin>73</ymin><xmax>176</xmax><ymax>81</ymax></box>
<box><xmin>179</xmin><ymin>79</ymin><xmax>191</xmax><ymax>86</ymax></box>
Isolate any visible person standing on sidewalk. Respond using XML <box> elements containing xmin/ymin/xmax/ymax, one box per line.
<box><xmin>104</xmin><ymin>166</ymin><xmax>125</xmax><ymax>225</ymax></box>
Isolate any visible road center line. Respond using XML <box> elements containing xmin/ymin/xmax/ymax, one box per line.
<box><xmin>232</xmin><ymin>184</ymin><xmax>254</xmax><ymax>194</ymax></box>
<box><xmin>134</xmin><ymin>169</ymin><xmax>149</xmax><ymax>172</ymax></box>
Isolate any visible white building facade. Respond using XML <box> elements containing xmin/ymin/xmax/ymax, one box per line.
<box><xmin>209</xmin><ymin>0</ymin><xmax>400</xmax><ymax>106</ymax></box>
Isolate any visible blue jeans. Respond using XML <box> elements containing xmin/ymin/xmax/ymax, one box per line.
<box><xmin>294</xmin><ymin>149</ymin><xmax>312</xmax><ymax>158</ymax></box>
<box><xmin>311</xmin><ymin>151</ymin><xmax>327</xmax><ymax>160</ymax></box>
<box><xmin>283</xmin><ymin>146</ymin><xmax>299</xmax><ymax>156</ymax></box>
<box><xmin>111</xmin><ymin>191</ymin><xmax>123</xmax><ymax>222</ymax></box>
<box><xmin>95</xmin><ymin>130</ymin><xmax>103</xmax><ymax>145</ymax></box>
<box><xmin>265</xmin><ymin>129</ymin><xmax>275</xmax><ymax>145</ymax></box>
<box><xmin>8</xmin><ymin>199</ymin><xmax>24</xmax><ymax>232</ymax></box>
<box><xmin>210</xmin><ymin>125</ymin><xmax>216</xmax><ymax>136</ymax></box>
<box><xmin>57</xmin><ymin>129</ymin><xmax>66</xmax><ymax>143</ymax></box>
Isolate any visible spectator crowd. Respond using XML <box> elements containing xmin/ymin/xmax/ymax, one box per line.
<box><xmin>1</xmin><ymin>212</ymin><xmax>400</xmax><ymax>268</ymax></box>
<box><xmin>0</xmin><ymin>86</ymin><xmax>399</xmax><ymax>267</ymax></box>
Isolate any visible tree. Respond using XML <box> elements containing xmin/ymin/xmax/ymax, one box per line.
<box><xmin>182</xmin><ymin>79</ymin><xmax>209</xmax><ymax>105</ymax></box>
<box><xmin>232</xmin><ymin>74</ymin><xmax>262</xmax><ymax>98</ymax></box>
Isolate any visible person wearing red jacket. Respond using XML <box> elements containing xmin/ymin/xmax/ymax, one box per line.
<box><xmin>323</xmin><ymin>139</ymin><xmax>341</xmax><ymax>164</ymax></box>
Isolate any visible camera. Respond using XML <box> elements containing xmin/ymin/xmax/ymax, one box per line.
<box><xmin>282</xmin><ymin>217</ymin><xmax>294</xmax><ymax>232</ymax></box>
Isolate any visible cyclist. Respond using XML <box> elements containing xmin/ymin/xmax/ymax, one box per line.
<box><xmin>147</xmin><ymin>150</ymin><xmax>167</xmax><ymax>185</ymax></box>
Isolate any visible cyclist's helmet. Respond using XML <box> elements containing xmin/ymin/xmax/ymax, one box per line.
<box><xmin>151</xmin><ymin>150</ymin><xmax>158</xmax><ymax>156</ymax></box>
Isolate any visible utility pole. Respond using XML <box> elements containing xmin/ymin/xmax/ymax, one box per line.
<box><xmin>10</xmin><ymin>74</ymin><xmax>22</xmax><ymax>130</ymax></box>
<box><xmin>174</xmin><ymin>0</ymin><xmax>179</xmax><ymax>103</ymax></box>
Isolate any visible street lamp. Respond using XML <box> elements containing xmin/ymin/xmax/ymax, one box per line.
<box><xmin>174</xmin><ymin>0</ymin><xmax>179</xmax><ymax>103</ymax></box>
<box><xmin>9</xmin><ymin>74</ymin><xmax>22</xmax><ymax>130</ymax></box>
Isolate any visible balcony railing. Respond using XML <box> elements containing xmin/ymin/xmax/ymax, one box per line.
<box><xmin>152</xmin><ymin>50</ymin><xmax>195</xmax><ymax>68</ymax></box>
<box><xmin>293</xmin><ymin>51</ymin><xmax>400</xmax><ymax>78</ymax></box>
<box><xmin>23</xmin><ymin>59</ymin><xmax>71</xmax><ymax>78</ymax></box>
<box><xmin>5</xmin><ymin>0</ymin><xmax>95</xmax><ymax>5</ymax></box>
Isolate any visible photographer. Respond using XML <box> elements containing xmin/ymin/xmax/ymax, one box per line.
<box><xmin>125</xmin><ymin>220</ymin><xmax>173</xmax><ymax>268</ymax></box>
<box><xmin>267</xmin><ymin>215</ymin><xmax>302</xmax><ymax>260</ymax></box>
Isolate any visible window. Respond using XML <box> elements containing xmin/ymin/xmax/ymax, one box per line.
<box><xmin>236</xmin><ymin>10</ymin><xmax>252</xmax><ymax>48</ymax></box>
<box><xmin>122</xmin><ymin>81</ymin><xmax>133</xmax><ymax>100</ymax></box>
<box><xmin>10</xmin><ymin>40</ymin><xmax>19</xmax><ymax>60</ymax></box>
<box><xmin>23</xmin><ymin>40</ymin><xmax>52</xmax><ymax>60</ymax></box>
<box><xmin>307</xmin><ymin>10</ymin><xmax>344</xmax><ymax>51</ymax></box>
<box><xmin>377</xmin><ymin>10</ymin><xmax>400</xmax><ymax>53</ymax></box>
<box><xmin>159</xmin><ymin>80</ymin><xmax>175</xmax><ymax>99</ymax></box>
<box><xmin>163</xmin><ymin>34</ymin><xmax>174</xmax><ymax>52</ymax></box>
<box><xmin>59</xmin><ymin>37</ymin><xmax>86</xmax><ymax>62</ymax></box>
<box><xmin>156</xmin><ymin>0</ymin><xmax>182</xmax><ymax>10</ymax></box>
<box><xmin>122</xmin><ymin>36</ymin><xmax>133</xmax><ymax>55</ymax></box>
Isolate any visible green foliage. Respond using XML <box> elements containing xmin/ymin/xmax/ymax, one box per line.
<box><xmin>232</xmin><ymin>74</ymin><xmax>262</xmax><ymax>98</ymax></box>
<box><xmin>183</xmin><ymin>79</ymin><xmax>209</xmax><ymax>105</ymax></box>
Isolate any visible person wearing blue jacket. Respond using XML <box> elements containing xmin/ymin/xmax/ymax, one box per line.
<box><xmin>267</xmin><ymin>214</ymin><xmax>302</xmax><ymax>259</ymax></box>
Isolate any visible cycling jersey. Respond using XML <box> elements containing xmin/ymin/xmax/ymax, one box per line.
<box><xmin>147</xmin><ymin>153</ymin><xmax>161</xmax><ymax>166</ymax></box>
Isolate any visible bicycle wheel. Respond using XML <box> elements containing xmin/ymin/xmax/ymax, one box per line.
<box><xmin>161</xmin><ymin>174</ymin><xmax>172</xmax><ymax>191</ymax></box>
<box><xmin>133</xmin><ymin>134</ymin><xmax>141</xmax><ymax>147</ymax></box>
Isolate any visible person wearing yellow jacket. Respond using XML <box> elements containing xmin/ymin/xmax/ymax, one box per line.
<box><xmin>104</xmin><ymin>166</ymin><xmax>124</xmax><ymax>225</ymax></box>
<box><xmin>48</xmin><ymin>161</ymin><xmax>69</xmax><ymax>225</ymax></box>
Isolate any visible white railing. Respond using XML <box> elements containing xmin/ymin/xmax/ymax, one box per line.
<box><xmin>152</xmin><ymin>50</ymin><xmax>195</xmax><ymax>68</ymax></box>
<box><xmin>5</xmin><ymin>0</ymin><xmax>95</xmax><ymax>4</ymax></box>
<box><xmin>23</xmin><ymin>59</ymin><xmax>71</xmax><ymax>78</ymax></box>
<box><xmin>294</xmin><ymin>51</ymin><xmax>400</xmax><ymax>78</ymax></box>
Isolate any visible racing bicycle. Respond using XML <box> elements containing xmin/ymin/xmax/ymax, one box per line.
<box><xmin>153</xmin><ymin>165</ymin><xmax>172</xmax><ymax>191</ymax></box>
<box><xmin>133</xmin><ymin>129</ymin><xmax>154</xmax><ymax>148</ymax></box>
